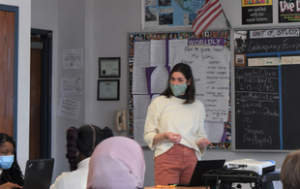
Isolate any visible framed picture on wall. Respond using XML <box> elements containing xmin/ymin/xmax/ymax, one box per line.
<box><xmin>99</xmin><ymin>57</ymin><xmax>120</xmax><ymax>78</ymax></box>
<box><xmin>234</xmin><ymin>54</ymin><xmax>246</xmax><ymax>67</ymax></box>
<box><xmin>97</xmin><ymin>80</ymin><xmax>119</xmax><ymax>100</ymax></box>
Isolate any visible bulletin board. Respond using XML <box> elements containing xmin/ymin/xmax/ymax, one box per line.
<box><xmin>128</xmin><ymin>30</ymin><xmax>232</xmax><ymax>149</ymax></box>
<box><xmin>233</xmin><ymin>28</ymin><xmax>300</xmax><ymax>150</ymax></box>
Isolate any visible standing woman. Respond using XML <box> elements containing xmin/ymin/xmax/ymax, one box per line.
<box><xmin>144</xmin><ymin>63</ymin><xmax>211</xmax><ymax>185</ymax></box>
<box><xmin>50</xmin><ymin>125</ymin><xmax>113</xmax><ymax>189</ymax></box>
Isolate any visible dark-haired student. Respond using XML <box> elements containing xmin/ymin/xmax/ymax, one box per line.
<box><xmin>50</xmin><ymin>125</ymin><xmax>113</xmax><ymax>189</ymax></box>
<box><xmin>144</xmin><ymin>63</ymin><xmax>211</xmax><ymax>185</ymax></box>
<box><xmin>0</xmin><ymin>133</ymin><xmax>23</xmax><ymax>189</ymax></box>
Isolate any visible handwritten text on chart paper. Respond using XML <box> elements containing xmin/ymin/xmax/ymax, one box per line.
<box><xmin>173</xmin><ymin>46</ymin><xmax>230</xmax><ymax>122</ymax></box>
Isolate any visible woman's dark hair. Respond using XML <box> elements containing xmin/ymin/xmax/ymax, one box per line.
<box><xmin>0</xmin><ymin>133</ymin><xmax>24</xmax><ymax>186</ymax></box>
<box><xmin>161</xmin><ymin>63</ymin><xmax>195</xmax><ymax>104</ymax></box>
<box><xmin>66</xmin><ymin>125</ymin><xmax>113</xmax><ymax>171</ymax></box>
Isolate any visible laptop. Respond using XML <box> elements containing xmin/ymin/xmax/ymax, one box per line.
<box><xmin>174</xmin><ymin>159</ymin><xmax>225</xmax><ymax>187</ymax></box>
<box><xmin>23</xmin><ymin>158</ymin><xmax>54</xmax><ymax>189</ymax></box>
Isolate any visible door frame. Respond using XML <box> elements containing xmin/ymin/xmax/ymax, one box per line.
<box><xmin>0</xmin><ymin>4</ymin><xmax>19</xmax><ymax>140</ymax></box>
<box><xmin>31</xmin><ymin>28</ymin><xmax>52</xmax><ymax>158</ymax></box>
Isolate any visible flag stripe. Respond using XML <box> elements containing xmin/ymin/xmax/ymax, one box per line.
<box><xmin>193</xmin><ymin>0</ymin><xmax>217</xmax><ymax>25</ymax></box>
<box><xmin>192</xmin><ymin>0</ymin><xmax>223</xmax><ymax>36</ymax></box>
<box><xmin>193</xmin><ymin>5</ymin><xmax>222</xmax><ymax>35</ymax></box>
<box><xmin>194</xmin><ymin>9</ymin><xmax>222</xmax><ymax>36</ymax></box>
<box><xmin>193</xmin><ymin>4</ymin><xmax>221</xmax><ymax>32</ymax></box>
<box><xmin>192</xmin><ymin>1</ymin><xmax>221</xmax><ymax>33</ymax></box>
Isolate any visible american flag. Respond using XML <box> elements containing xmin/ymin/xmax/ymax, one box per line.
<box><xmin>192</xmin><ymin>0</ymin><xmax>223</xmax><ymax>37</ymax></box>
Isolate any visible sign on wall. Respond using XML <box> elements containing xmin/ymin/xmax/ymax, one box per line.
<box><xmin>279</xmin><ymin>0</ymin><xmax>300</xmax><ymax>22</ymax></box>
<box><xmin>242</xmin><ymin>0</ymin><xmax>273</xmax><ymax>25</ymax></box>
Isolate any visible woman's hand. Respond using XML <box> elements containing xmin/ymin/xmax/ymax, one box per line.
<box><xmin>0</xmin><ymin>182</ymin><xmax>22</xmax><ymax>189</ymax></box>
<box><xmin>197</xmin><ymin>138</ymin><xmax>211</xmax><ymax>149</ymax></box>
<box><xmin>165</xmin><ymin>132</ymin><xmax>182</xmax><ymax>144</ymax></box>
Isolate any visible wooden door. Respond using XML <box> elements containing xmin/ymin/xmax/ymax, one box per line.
<box><xmin>0</xmin><ymin>10</ymin><xmax>15</xmax><ymax>137</ymax></box>
<box><xmin>30</xmin><ymin>37</ymin><xmax>42</xmax><ymax>159</ymax></box>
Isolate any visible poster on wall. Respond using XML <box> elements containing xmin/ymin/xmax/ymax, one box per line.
<box><xmin>242</xmin><ymin>0</ymin><xmax>273</xmax><ymax>24</ymax></box>
<box><xmin>279</xmin><ymin>0</ymin><xmax>300</xmax><ymax>22</ymax></box>
<box><xmin>142</xmin><ymin>0</ymin><xmax>205</xmax><ymax>30</ymax></box>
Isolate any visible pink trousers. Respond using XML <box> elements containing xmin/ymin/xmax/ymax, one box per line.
<box><xmin>154</xmin><ymin>144</ymin><xmax>198</xmax><ymax>185</ymax></box>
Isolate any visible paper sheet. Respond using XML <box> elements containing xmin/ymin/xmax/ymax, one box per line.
<box><xmin>132</xmin><ymin>67</ymin><xmax>148</xmax><ymax>94</ymax></box>
<box><xmin>150</xmin><ymin>40</ymin><xmax>166</xmax><ymax>67</ymax></box>
<box><xmin>133</xmin><ymin>95</ymin><xmax>150</xmax><ymax>119</ymax></box>
<box><xmin>204</xmin><ymin>121</ymin><xmax>225</xmax><ymax>143</ymax></box>
<box><xmin>133</xmin><ymin>41</ymin><xmax>151</xmax><ymax>68</ymax></box>
<box><xmin>151</xmin><ymin>67</ymin><xmax>169</xmax><ymax>94</ymax></box>
<box><xmin>58</xmin><ymin>97</ymin><xmax>81</xmax><ymax>120</ymax></box>
<box><xmin>61</xmin><ymin>74</ymin><xmax>83</xmax><ymax>96</ymax></box>
<box><xmin>168</xmin><ymin>39</ymin><xmax>188</xmax><ymax>68</ymax></box>
<box><xmin>62</xmin><ymin>48</ymin><xmax>83</xmax><ymax>69</ymax></box>
<box><xmin>134</xmin><ymin>118</ymin><xmax>148</xmax><ymax>146</ymax></box>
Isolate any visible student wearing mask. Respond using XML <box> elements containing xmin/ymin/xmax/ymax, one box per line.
<box><xmin>87</xmin><ymin>136</ymin><xmax>145</xmax><ymax>189</ymax></box>
<box><xmin>0</xmin><ymin>133</ymin><xmax>23</xmax><ymax>189</ymax></box>
<box><xmin>50</xmin><ymin>125</ymin><xmax>113</xmax><ymax>189</ymax></box>
<box><xmin>144</xmin><ymin>63</ymin><xmax>210</xmax><ymax>185</ymax></box>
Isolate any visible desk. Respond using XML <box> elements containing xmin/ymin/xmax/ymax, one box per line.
<box><xmin>144</xmin><ymin>187</ymin><xmax>206</xmax><ymax>189</ymax></box>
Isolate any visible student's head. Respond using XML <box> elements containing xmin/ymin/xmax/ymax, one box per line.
<box><xmin>281</xmin><ymin>150</ymin><xmax>300</xmax><ymax>189</ymax></box>
<box><xmin>219</xmin><ymin>30</ymin><xmax>224</xmax><ymax>37</ymax></box>
<box><xmin>0</xmin><ymin>133</ymin><xmax>23</xmax><ymax>186</ymax></box>
<box><xmin>224</xmin><ymin>31</ymin><xmax>229</xmax><ymax>37</ymax></box>
<box><xmin>134</xmin><ymin>35</ymin><xmax>140</xmax><ymax>41</ymax></box>
<box><xmin>66</xmin><ymin>125</ymin><xmax>113</xmax><ymax>171</ymax></box>
<box><xmin>145</xmin><ymin>34</ymin><xmax>150</xmax><ymax>40</ymax></box>
<box><xmin>129</xmin><ymin>35</ymin><xmax>134</xmax><ymax>41</ymax></box>
<box><xmin>173</xmin><ymin>33</ymin><xmax>178</xmax><ymax>39</ymax></box>
<box><xmin>184</xmin><ymin>33</ymin><xmax>189</xmax><ymax>39</ymax></box>
<box><xmin>161</xmin><ymin>63</ymin><xmax>195</xmax><ymax>104</ymax></box>
<box><xmin>213</xmin><ymin>31</ymin><xmax>218</xmax><ymax>38</ymax></box>
<box><xmin>87</xmin><ymin>136</ymin><xmax>145</xmax><ymax>189</ymax></box>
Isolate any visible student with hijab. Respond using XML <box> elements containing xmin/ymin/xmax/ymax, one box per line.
<box><xmin>144</xmin><ymin>63</ymin><xmax>210</xmax><ymax>185</ymax></box>
<box><xmin>87</xmin><ymin>136</ymin><xmax>145</xmax><ymax>189</ymax></box>
<box><xmin>50</xmin><ymin>125</ymin><xmax>113</xmax><ymax>189</ymax></box>
<box><xmin>0</xmin><ymin>133</ymin><xmax>23</xmax><ymax>189</ymax></box>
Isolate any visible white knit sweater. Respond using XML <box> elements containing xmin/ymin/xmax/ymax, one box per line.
<box><xmin>144</xmin><ymin>95</ymin><xmax>207</xmax><ymax>160</ymax></box>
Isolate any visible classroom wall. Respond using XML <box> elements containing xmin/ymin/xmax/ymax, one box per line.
<box><xmin>31</xmin><ymin>0</ymin><xmax>86</xmax><ymax>180</ymax></box>
<box><xmin>0</xmin><ymin>0</ymin><xmax>31</xmax><ymax>173</ymax></box>
<box><xmin>86</xmin><ymin>0</ymin><xmax>293</xmax><ymax>187</ymax></box>
<box><xmin>5</xmin><ymin>0</ymin><xmax>300</xmax><ymax>187</ymax></box>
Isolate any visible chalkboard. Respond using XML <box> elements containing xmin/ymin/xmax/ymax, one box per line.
<box><xmin>281</xmin><ymin>65</ymin><xmax>300</xmax><ymax>149</ymax></box>
<box><xmin>235</xmin><ymin>64</ymin><xmax>300</xmax><ymax>150</ymax></box>
<box><xmin>234</xmin><ymin>28</ymin><xmax>300</xmax><ymax>150</ymax></box>
<box><xmin>235</xmin><ymin>67</ymin><xmax>281</xmax><ymax>149</ymax></box>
